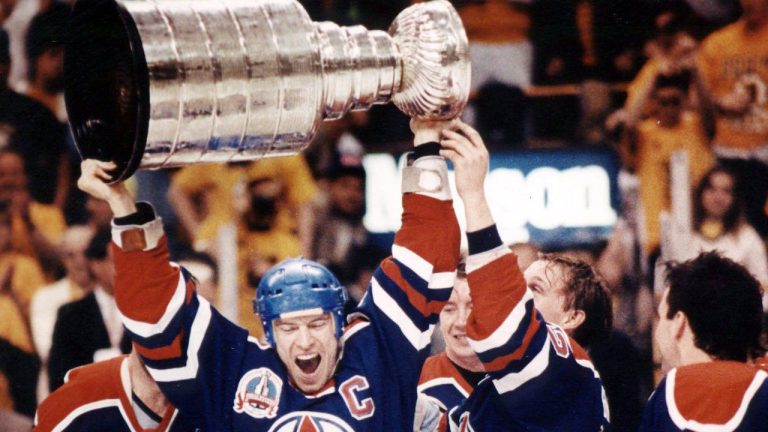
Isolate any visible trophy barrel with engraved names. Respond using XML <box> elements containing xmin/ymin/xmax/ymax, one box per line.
<box><xmin>64</xmin><ymin>0</ymin><xmax>470</xmax><ymax>181</ymax></box>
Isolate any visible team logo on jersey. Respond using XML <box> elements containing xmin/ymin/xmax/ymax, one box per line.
<box><xmin>267</xmin><ymin>411</ymin><xmax>354</xmax><ymax>432</ymax></box>
<box><xmin>233</xmin><ymin>367</ymin><xmax>283</xmax><ymax>419</ymax></box>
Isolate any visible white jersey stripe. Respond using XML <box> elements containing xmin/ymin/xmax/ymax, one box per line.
<box><xmin>465</xmin><ymin>245</ymin><xmax>511</xmax><ymax>273</ymax></box>
<box><xmin>468</xmin><ymin>291</ymin><xmax>533</xmax><ymax>354</ymax></box>
<box><xmin>428</xmin><ymin>271</ymin><xmax>457</xmax><ymax>290</ymax></box>
<box><xmin>576</xmin><ymin>358</ymin><xmax>611</xmax><ymax>422</ymax></box>
<box><xmin>418</xmin><ymin>377</ymin><xmax>471</xmax><ymax>399</ymax></box>
<box><xmin>492</xmin><ymin>337</ymin><xmax>551</xmax><ymax>394</ymax></box>
<box><xmin>118</xmin><ymin>263</ymin><xmax>186</xmax><ymax>338</ymax></box>
<box><xmin>392</xmin><ymin>244</ymin><xmax>432</xmax><ymax>283</ymax></box>
<box><xmin>147</xmin><ymin>296</ymin><xmax>212</xmax><ymax>382</ymax></box>
<box><xmin>247</xmin><ymin>335</ymin><xmax>270</xmax><ymax>351</ymax></box>
<box><xmin>371</xmin><ymin>277</ymin><xmax>433</xmax><ymax>350</ymax></box>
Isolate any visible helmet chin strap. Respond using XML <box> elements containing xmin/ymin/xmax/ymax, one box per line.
<box><xmin>332</xmin><ymin>321</ymin><xmax>344</xmax><ymax>373</ymax></box>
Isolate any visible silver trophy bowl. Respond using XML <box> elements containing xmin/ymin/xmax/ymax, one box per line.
<box><xmin>64</xmin><ymin>0</ymin><xmax>469</xmax><ymax>181</ymax></box>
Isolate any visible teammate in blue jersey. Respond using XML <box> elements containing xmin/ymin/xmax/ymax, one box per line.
<box><xmin>74</xmin><ymin>119</ymin><xmax>461</xmax><ymax>431</ymax></box>
<box><xmin>418</xmin><ymin>253</ymin><xmax>613</xmax><ymax>431</ymax></box>
<box><xmin>433</xmin><ymin>121</ymin><xmax>611</xmax><ymax>431</ymax></box>
<box><xmin>418</xmin><ymin>267</ymin><xmax>483</xmax><ymax>419</ymax></box>
<box><xmin>640</xmin><ymin>252</ymin><xmax>768</xmax><ymax>431</ymax></box>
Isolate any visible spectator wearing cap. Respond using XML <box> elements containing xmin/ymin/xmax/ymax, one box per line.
<box><xmin>622</xmin><ymin>6</ymin><xmax>699</xmax><ymax>123</ymax></box>
<box><xmin>311</xmin><ymin>154</ymin><xmax>369</xmax><ymax>286</ymax></box>
<box><xmin>47</xmin><ymin>228</ymin><xmax>131</xmax><ymax>393</ymax></box>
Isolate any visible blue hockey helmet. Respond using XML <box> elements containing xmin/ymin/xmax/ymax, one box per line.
<box><xmin>254</xmin><ymin>258</ymin><xmax>347</xmax><ymax>346</ymax></box>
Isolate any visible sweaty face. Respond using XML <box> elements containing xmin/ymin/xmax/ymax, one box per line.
<box><xmin>440</xmin><ymin>278</ymin><xmax>481</xmax><ymax>371</ymax></box>
<box><xmin>524</xmin><ymin>260</ymin><xmax>570</xmax><ymax>326</ymax></box>
<box><xmin>273</xmin><ymin>312</ymin><xmax>339</xmax><ymax>394</ymax></box>
<box><xmin>701</xmin><ymin>172</ymin><xmax>735</xmax><ymax>221</ymax></box>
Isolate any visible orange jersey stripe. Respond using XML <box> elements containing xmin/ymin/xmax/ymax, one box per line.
<box><xmin>395</xmin><ymin>195</ymin><xmax>460</xmax><ymax>275</ymax></box>
<box><xmin>466</xmin><ymin>255</ymin><xmax>527</xmax><ymax>340</ymax></box>
<box><xmin>113</xmin><ymin>237</ymin><xmax>181</xmax><ymax>325</ymax></box>
<box><xmin>381</xmin><ymin>260</ymin><xmax>446</xmax><ymax>317</ymax></box>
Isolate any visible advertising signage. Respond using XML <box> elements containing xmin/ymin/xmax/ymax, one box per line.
<box><xmin>363</xmin><ymin>147</ymin><xmax>621</xmax><ymax>250</ymax></box>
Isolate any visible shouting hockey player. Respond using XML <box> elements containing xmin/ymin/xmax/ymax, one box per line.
<box><xmin>67</xmin><ymin>119</ymin><xmax>461</xmax><ymax>431</ymax></box>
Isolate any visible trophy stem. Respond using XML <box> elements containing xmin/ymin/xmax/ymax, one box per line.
<box><xmin>314</xmin><ymin>22</ymin><xmax>401</xmax><ymax>121</ymax></box>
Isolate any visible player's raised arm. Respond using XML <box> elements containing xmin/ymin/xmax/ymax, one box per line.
<box><xmin>439</xmin><ymin>121</ymin><xmax>532</xmax><ymax>372</ymax></box>
<box><xmin>347</xmin><ymin>119</ymin><xmax>460</xmax><ymax>423</ymax></box>
<box><xmin>77</xmin><ymin>160</ymin><xmax>249</xmax><ymax>427</ymax></box>
<box><xmin>442</xmin><ymin>122</ymin><xmax>610</xmax><ymax>431</ymax></box>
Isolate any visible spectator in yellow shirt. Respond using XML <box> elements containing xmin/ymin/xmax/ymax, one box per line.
<box><xmin>696</xmin><ymin>0</ymin><xmax>768</xmax><ymax>237</ymax></box>
<box><xmin>621</xmin><ymin>71</ymin><xmax>714</xmax><ymax>258</ymax></box>
<box><xmin>236</xmin><ymin>174</ymin><xmax>305</xmax><ymax>338</ymax></box>
<box><xmin>0</xmin><ymin>211</ymin><xmax>45</xmax><ymax>318</ymax></box>
<box><xmin>0</xmin><ymin>149</ymin><xmax>64</xmax><ymax>277</ymax></box>
<box><xmin>0</xmin><ymin>210</ymin><xmax>45</xmax><ymax>419</ymax></box>
<box><xmin>168</xmin><ymin>156</ymin><xmax>317</xmax><ymax>256</ymax></box>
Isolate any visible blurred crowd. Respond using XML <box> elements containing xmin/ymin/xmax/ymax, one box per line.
<box><xmin>0</xmin><ymin>0</ymin><xmax>767</xmax><ymax>431</ymax></box>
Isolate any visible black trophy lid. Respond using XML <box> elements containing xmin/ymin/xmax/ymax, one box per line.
<box><xmin>64</xmin><ymin>0</ymin><xmax>149</xmax><ymax>182</ymax></box>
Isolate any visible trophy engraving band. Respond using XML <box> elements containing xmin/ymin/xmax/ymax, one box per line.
<box><xmin>64</xmin><ymin>0</ymin><xmax>470</xmax><ymax>181</ymax></box>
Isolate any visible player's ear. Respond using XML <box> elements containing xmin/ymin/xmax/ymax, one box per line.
<box><xmin>672</xmin><ymin>311</ymin><xmax>687</xmax><ymax>340</ymax></box>
<box><xmin>561</xmin><ymin>309</ymin><xmax>585</xmax><ymax>332</ymax></box>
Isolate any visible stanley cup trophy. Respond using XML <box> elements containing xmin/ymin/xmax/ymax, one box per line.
<box><xmin>64</xmin><ymin>0</ymin><xmax>470</xmax><ymax>181</ymax></box>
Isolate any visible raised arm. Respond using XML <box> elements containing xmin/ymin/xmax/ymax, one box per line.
<box><xmin>439</xmin><ymin>122</ymin><xmax>534</xmax><ymax>373</ymax></box>
<box><xmin>77</xmin><ymin>160</ymin><xmax>250</xmax><ymax>427</ymax></box>
<box><xmin>350</xmin><ymin>119</ymin><xmax>461</xmax><ymax>424</ymax></box>
<box><xmin>442</xmin><ymin>122</ymin><xmax>609</xmax><ymax>430</ymax></box>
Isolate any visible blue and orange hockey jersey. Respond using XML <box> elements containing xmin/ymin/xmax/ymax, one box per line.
<box><xmin>110</xmin><ymin>189</ymin><xmax>460</xmax><ymax>430</ymax></box>
<box><xmin>446</xmin><ymin>226</ymin><xmax>611</xmax><ymax>431</ymax></box>
<box><xmin>640</xmin><ymin>361</ymin><xmax>768</xmax><ymax>431</ymax></box>
<box><xmin>33</xmin><ymin>355</ymin><xmax>189</xmax><ymax>431</ymax></box>
<box><xmin>419</xmin><ymin>352</ymin><xmax>475</xmax><ymax>417</ymax></box>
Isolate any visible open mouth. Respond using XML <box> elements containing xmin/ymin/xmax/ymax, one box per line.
<box><xmin>453</xmin><ymin>334</ymin><xmax>469</xmax><ymax>345</ymax></box>
<box><xmin>295</xmin><ymin>354</ymin><xmax>321</xmax><ymax>374</ymax></box>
